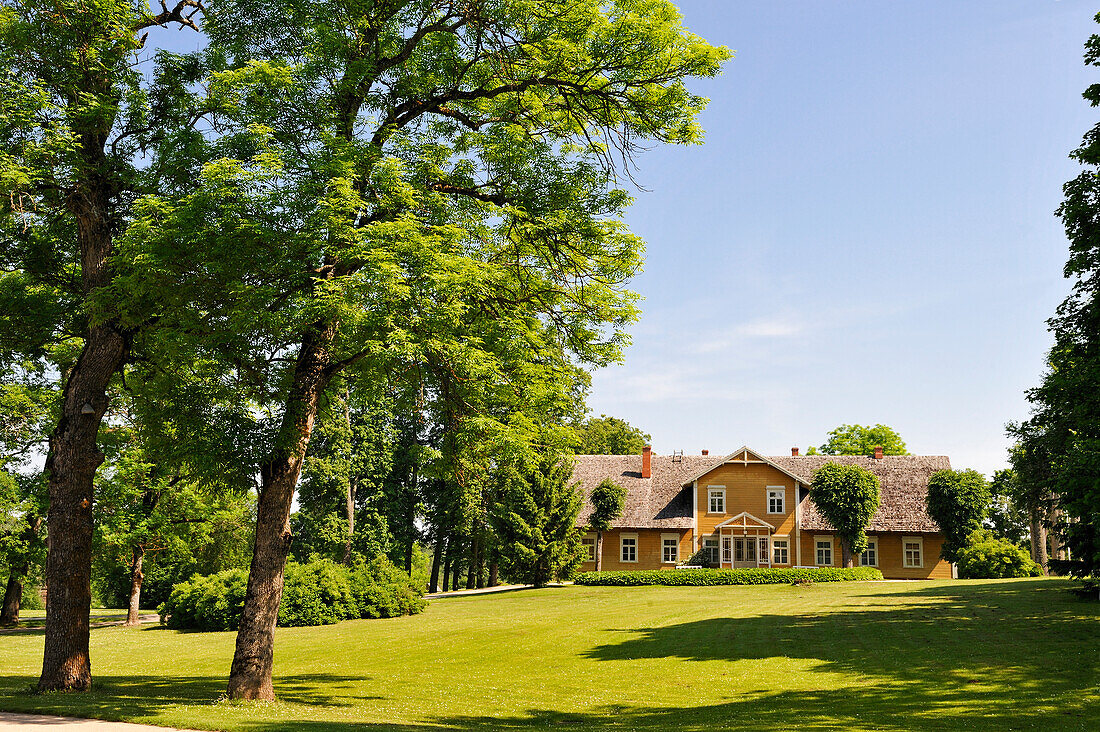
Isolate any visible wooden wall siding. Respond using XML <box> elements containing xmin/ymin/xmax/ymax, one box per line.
<box><xmin>797</xmin><ymin>532</ymin><xmax>952</xmax><ymax>579</ymax></box>
<box><xmin>580</xmin><ymin>529</ymin><xmax>692</xmax><ymax>571</ymax></box>
<box><xmin>697</xmin><ymin>462</ymin><xmax>798</xmax><ymax>539</ymax></box>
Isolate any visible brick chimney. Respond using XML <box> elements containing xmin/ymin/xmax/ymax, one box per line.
<box><xmin>701</xmin><ymin>449</ymin><xmax>709</xmax><ymax>456</ymax></box>
<box><xmin>873</xmin><ymin>445</ymin><xmax>884</xmax><ymax>460</ymax></box>
<box><xmin>791</xmin><ymin>447</ymin><xmax>800</xmax><ymax>456</ymax></box>
<box><xmin>641</xmin><ymin>445</ymin><xmax>652</xmax><ymax>478</ymax></box>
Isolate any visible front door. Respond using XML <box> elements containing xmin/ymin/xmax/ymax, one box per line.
<box><xmin>733</xmin><ymin>536</ymin><xmax>757</xmax><ymax>568</ymax></box>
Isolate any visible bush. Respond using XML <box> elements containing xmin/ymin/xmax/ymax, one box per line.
<box><xmin>957</xmin><ymin>531</ymin><xmax>1041</xmax><ymax>579</ymax></box>
<box><xmin>573</xmin><ymin>566</ymin><xmax>883</xmax><ymax>586</ymax></box>
<box><xmin>158</xmin><ymin>556</ymin><xmax>426</xmax><ymax>631</ymax></box>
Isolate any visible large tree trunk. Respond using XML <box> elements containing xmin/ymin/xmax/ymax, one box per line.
<box><xmin>488</xmin><ymin>558</ymin><xmax>498</xmax><ymax>588</ymax></box>
<box><xmin>1029</xmin><ymin>509</ymin><xmax>1049</xmax><ymax>575</ymax></box>
<box><xmin>39</xmin><ymin>115</ymin><xmax>130</xmax><ymax>691</ymax></box>
<box><xmin>342</xmin><ymin>390</ymin><xmax>355</xmax><ymax>566</ymax></box>
<box><xmin>227</xmin><ymin>322</ymin><xmax>336</xmax><ymax>701</ymax></box>
<box><xmin>840</xmin><ymin>539</ymin><xmax>855</xmax><ymax>569</ymax></box>
<box><xmin>595</xmin><ymin>530</ymin><xmax>603</xmax><ymax>572</ymax></box>
<box><xmin>403</xmin><ymin>465</ymin><xmax>418</xmax><ymax>575</ymax></box>
<box><xmin>125</xmin><ymin>545</ymin><xmax>145</xmax><ymax>627</ymax></box>
<box><xmin>343</xmin><ymin>476</ymin><xmax>356</xmax><ymax>566</ymax></box>
<box><xmin>40</xmin><ymin>322</ymin><xmax>129</xmax><ymax>692</ymax></box>
<box><xmin>429</xmin><ymin>536</ymin><xmax>444</xmax><ymax>593</ymax></box>
<box><xmin>1</xmin><ymin>566</ymin><xmax>26</xmax><ymax>627</ymax></box>
<box><xmin>465</xmin><ymin>546</ymin><xmax>477</xmax><ymax>590</ymax></box>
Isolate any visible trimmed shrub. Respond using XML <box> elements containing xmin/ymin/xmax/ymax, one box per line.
<box><xmin>956</xmin><ymin>531</ymin><xmax>1041</xmax><ymax>579</ymax></box>
<box><xmin>158</xmin><ymin>555</ymin><xmax>425</xmax><ymax>631</ymax></box>
<box><xmin>573</xmin><ymin>566</ymin><xmax>883</xmax><ymax>586</ymax></box>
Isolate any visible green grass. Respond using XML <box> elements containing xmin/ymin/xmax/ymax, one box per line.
<box><xmin>0</xmin><ymin>578</ymin><xmax>1097</xmax><ymax>730</ymax></box>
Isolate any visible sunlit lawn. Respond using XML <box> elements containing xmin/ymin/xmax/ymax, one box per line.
<box><xmin>0</xmin><ymin>578</ymin><xmax>1097</xmax><ymax>731</ymax></box>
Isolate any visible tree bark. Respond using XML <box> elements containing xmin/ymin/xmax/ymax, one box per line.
<box><xmin>465</xmin><ymin>538</ymin><xmax>477</xmax><ymax>590</ymax></box>
<box><xmin>342</xmin><ymin>390</ymin><xmax>355</xmax><ymax>566</ymax></box>
<box><xmin>1029</xmin><ymin>509</ymin><xmax>1049</xmax><ymax>575</ymax></box>
<box><xmin>227</xmin><ymin>321</ymin><xmax>336</xmax><ymax>701</ymax></box>
<box><xmin>450</xmin><ymin>555</ymin><xmax>462</xmax><ymax>592</ymax></box>
<box><xmin>429</xmin><ymin>536</ymin><xmax>444</xmax><ymax>593</ymax></box>
<box><xmin>125</xmin><ymin>545</ymin><xmax>145</xmax><ymax>626</ymax></box>
<box><xmin>595</xmin><ymin>530</ymin><xmax>603</xmax><ymax>572</ymax></box>
<box><xmin>38</xmin><ymin>106</ymin><xmax>132</xmax><ymax>690</ymax></box>
<box><xmin>1</xmin><ymin>566</ymin><xmax>26</xmax><ymax>627</ymax></box>
<box><xmin>841</xmin><ymin>539</ymin><xmax>855</xmax><ymax>569</ymax></box>
<box><xmin>488</xmin><ymin>559</ymin><xmax>498</xmax><ymax>588</ymax></box>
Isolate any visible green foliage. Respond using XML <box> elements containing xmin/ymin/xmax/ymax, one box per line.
<box><xmin>818</xmin><ymin>425</ymin><xmax>909</xmax><ymax>456</ymax></box>
<box><xmin>957</xmin><ymin>531</ymin><xmax>1041</xmax><ymax>579</ymax></box>
<box><xmin>158</xmin><ymin>556</ymin><xmax>425</xmax><ymax>631</ymax></box>
<box><xmin>491</xmin><ymin>453</ymin><xmax>584</xmax><ymax>587</ymax></box>
<box><xmin>809</xmin><ymin>463</ymin><xmax>881</xmax><ymax>559</ymax></box>
<box><xmin>1011</xmin><ymin>14</ymin><xmax>1100</xmax><ymax>577</ymax></box>
<box><xmin>926</xmin><ymin>469</ymin><xmax>992</xmax><ymax>563</ymax></box>
<box><xmin>574</xmin><ymin>566</ymin><xmax>884</xmax><ymax>586</ymax></box>
<box><xmin>588</xmin><ymin>479</ymin><xmax>626</xmax><ymax>534</ymax></box>
<box><xmin>986</xmin><ymin>468</ymin><xmax>1030</xmax><ymax>546</ymax></box>
<box><xmin>574</xmin><ymin>415</ymin><xmax>650</xmax><ymax>455</ymax></box>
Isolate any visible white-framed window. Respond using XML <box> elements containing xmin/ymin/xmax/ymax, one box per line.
<box><xmin>860</xmin><ymin>537</ymin><xmax>878</xmax><ymax>567</ymax></box>
<box><xmin>721</xmin><ymin>536</ymin><xmax>732</xmax><ymax>563</ymax></box>
<box><xmin>581</xmin><ymin>536</ymin><xmax>596</xmax><ymax>562</ymax></box>
<box><xmin>704</xmin><ymin>537</ymin><xmax>719</xmax><ymax>564</ymax></box>
<box><xmin>620</xmin><ymin>534</ymin><xmax>638</xmax><ymax>563</ymax></box>
<box><xmin>772</xmin><ymin>537</ymin><xmax>789</xmax><ymax>565</ymax></box>
<box><xmin>708</xmin><ymin>487</ymin><xmax>726</xmax><ymax>514</ymax></box>
<box><xmin>766</xmin><ymin>487</ymin><xmax>785</xmax><ymax>514</ymax></box>
<box><xmin>661</xmin><ymin>534</ymin><xmax>679</xmax><ymax>564</ymax></box>
<box><xmin>815</xmin><ymin>536</ymin><xmax>833</xmax><ymax>566</ymax></box>
<box><xmin>903</xmin><ymin>536</ymin><xmax>924</xmax><ymax>568</ymax></box>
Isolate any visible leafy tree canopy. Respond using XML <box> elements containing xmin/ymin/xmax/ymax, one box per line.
<box><xmin>809</xmin><ymin>462</ymin><xmax>881</xmax><ymax>563</ymax></box>
<box><xmin>589</xmin><ymin>478</ymin><xmax>626</xmax><ymax>534</ymax></box>
<box><xmin>926</xmin><ymin>469</ymin><xmax>991</xmax><ymax>564</ymax></box>
<box><xmin>817</xmin><ymin>424</ymin><xmax>908</xmax><ymax>457</ymax></box>
<box><xmin>574</xmin><ymin>415</ymin><xmax>651</xmax><ymax>455</ymax></box>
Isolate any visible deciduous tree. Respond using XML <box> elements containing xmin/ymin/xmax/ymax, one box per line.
<box><xmin>809</xmin><ymin>463</ymin><xmax>881</xmax><ymax>568</ymax></box>
<box><xmin>588</xmin><ymin>478</ymin><xmax>625</xmax><ymax>571</ymax></box>
<box><xmin>117</xmin><ymin>0</ymin><xmax>727</xmax><ymax>699</ymax></box>
<box><xmin>817</xmin><ymin>424</ymin><xmax>909</xmax><ymax>456</ymax></box>
<box><xmin>574</xmin><ymin>416</ymin><xmax>650</xmax><ymax>455</ymax></box>
<box><xmin>926</xmin><ymin>469</ymin><xmax>991</xmax><ymax>564</ymax></box>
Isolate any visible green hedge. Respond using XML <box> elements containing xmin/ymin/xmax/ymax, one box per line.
<box><xmin>573</xmin><ymin>566</ymin><xmax>883</xmax><ymax>586</ymax></box>
<box><xmin>159</xmin><ymin>556</ymin><xmax>426</xmax><ymax>631</ymax></box>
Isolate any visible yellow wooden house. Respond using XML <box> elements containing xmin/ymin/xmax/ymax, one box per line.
<box><xmin>574</xmin><ymin>446</ymin><xmax>953</xmax><ymax>579</ymax></box>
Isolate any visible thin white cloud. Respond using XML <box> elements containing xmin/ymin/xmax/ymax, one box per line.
<box><xmin>690</xmin><ymin>317</ymin><xmax>804</xmax><ymax>355</ymax></box>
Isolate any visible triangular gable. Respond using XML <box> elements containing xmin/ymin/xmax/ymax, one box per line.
<box><xmin>714</xmin><ymin>511</ymin><xmax>776</xmax><ymax>531</ymax></box>
<box><xmin>679</xmin><ymin>446</ymin><xmax>809</xmax><ymax>488</ymax></box>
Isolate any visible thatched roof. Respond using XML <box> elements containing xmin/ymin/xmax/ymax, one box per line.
<box><xmin>572</xmin><ymin>454</ymin><xmax>709</xmax><ymax>530</ymax></box>
<box><xmin>772</xmin><ymin>454</ymin><xmax>951</xmax><ymax>533</ymax></box>
<box><xmin>571</xmin><ymin>452</ymin><xmax>951</xmax><ymax>533</ymax></box>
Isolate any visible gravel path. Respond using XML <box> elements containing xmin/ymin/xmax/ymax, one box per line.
<box><xmin>0</xmin><ymin>713</ymin><xmax>197</xmax><ymax>731</ymax></box>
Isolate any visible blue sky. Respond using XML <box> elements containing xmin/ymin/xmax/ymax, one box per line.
<box><xmin>585</xmin><ymin>1</ymin><xmax>1097</xmax><ymax>474</ymax></box>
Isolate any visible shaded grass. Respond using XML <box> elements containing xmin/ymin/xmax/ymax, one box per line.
<box><xmin>0</xmin><ymin>578</ymin><xmax>1096</xmax><ymax>730</ymax></box>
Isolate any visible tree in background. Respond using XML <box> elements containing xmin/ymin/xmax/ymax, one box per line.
<box><xmin>0</xmin><ymin>362</ymin><xmax>54</xmax><ymax>626</ymax></box>
<box><xmin>588</xmin><ymin>479</ymin><xmax>626</xmax><ymax>571</ymax></box>
<box><xmin>816</xmin><ymin>424</ymin><xmax>909</xmax><ymax>456</ymax></box>
<box><xmin>0</xmin><ymin>0</ymin><xmax>207</xmax><ymax>691</ymax></box>
<box><xmin>926</xmin><ymin>469</ymin><xmax>991</xmax><ymax>564</ymax></box>
<box><xmin>574</xmin><ymin>416</ymin><xmax>650</xmax><ymax>455</ymax></box>
<box><xmin>809</xmin><ymin>463</ymin><xmax>881</xmax><ymax>568</ymax></box>
<box><xmin>491</xmin><ymin>454</ymin><xmax>584</xmax><ymax>588</ymax></box>
<box><xmin>1011</xmin><ymin>16</ymin><xmax>1100</xmax><ymax>579</ymax></box>
<box><xmin>986</xmin><ymin>468</ymin><xmax>1030</xmax><ymax>547</ymax></box>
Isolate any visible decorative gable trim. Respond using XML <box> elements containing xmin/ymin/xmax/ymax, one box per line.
<box><xmin>679</xmin><ymin>446</ymin><xmax>809</xmax><ymax>488</ymax></box>
<box><xmin>713</xmin><ymin>511</ymin><xmax>776</xmax><ymax>531</ymax></box>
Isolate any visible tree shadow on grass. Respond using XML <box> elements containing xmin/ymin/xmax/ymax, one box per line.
<box><xmin>0</xmin><ymin>581</ymin><xmax>1095</xmax><ymax>731</ymax></box>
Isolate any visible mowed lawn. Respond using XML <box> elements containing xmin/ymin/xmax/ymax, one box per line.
<box><xmin>0</xmin><ymin>579</ymin><xmax>1097</xmax><ymax>731</ymax></box>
